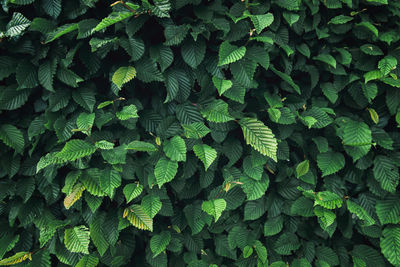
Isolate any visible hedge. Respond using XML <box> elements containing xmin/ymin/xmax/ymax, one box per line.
<box><xmin>0</xmin><ymin>0</ymin><xmax>400</xmax><ymax>266</ymax></box>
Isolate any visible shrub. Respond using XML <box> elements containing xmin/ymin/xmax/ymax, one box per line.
<box><xmin>0</xmin><ymin>0</ymin><xmax>400</xmax><ymax>266</ymax></box>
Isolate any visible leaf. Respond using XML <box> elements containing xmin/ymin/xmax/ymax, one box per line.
<box><xmin>347</xmin><ymin>200</ymin><xmax>375</xmax><ymax>226</ymax></box>
<box><xmin>123</xmin><ymin>204</ymin><xmax>153</xmax><ymax>231</ymax></box>
<box><xmin>342</xmin><ymin>120</ymin><xmax>372</xmax><ymax>161</ymax></box>
<box><xmin>0</xmin><ymin>124</ymin><xmax>25</xmax><ymax>154</ymax></box>
<box><xmin>99</xmin><ymin>169</ymin><xmax>121</xmax><ymax>197</ymax></box>
<box><xmin>64</xmin><ymin>226</ymin><xmax>90</xmax><ymax>254</ymax></box>
<box><xmin>76</xmin><ymin>112</ymin><xmax>95</xmax><ymax>135</ymax></box>
<box><xmin>380</xmin><ymin>226</ymin><xmax>400</xmax><ymax>266</ymax></box>
<box><xmin>250</xmin><ymin>13</ymin><xmax>274</xmax><ymax>34</ymax></box>
<box><xmin>360</xmin><ymin>44</ymin><xmax>384</xmax><ymax>56</ymax></box>
<box><xmin>154</xmin><ymin>157</ymin><xmax>178</xmax><ymax>188</ymax></box>
<box><xmin>328</xmin><ymin>15</ymin><xmax>353</xmax><ymax>24</ymax></box>
<box><xmin>42</xmin><ymin>0</ymin><xmax>62</xmax><ymax>18</ymax></box>
<box><xmin>164</xmin><ymin>24</ymin><xmax>189</xmax><ymax>46</ymax></box>
<box><xmin>315</xmin><ymin>191</ymin><xmax>343</xmax><ymax>209</ymax></box>
<box><xmin>116</xmin><ymin>105</ymin><xmax>138</xmax><ymax>120</ymax></box>
<box><xmin>200</xmin><ymin>99</ymin><xmax>234</xmax><ymax>123</ymax></box>
<box><xmin>373</xmin><ymin>155</ymin><xmax>399</xmax><ymax>192</ymax></box>
<box><xmin>193</xmin><ymin>144</ymin><xmax>217</xmax><ymax>171</ymax></box>
<box><xmin>38</xmin><ymin>60</ymin><xmax>56</xmax><ymax>92</ymax></box>
<box><xmin>163</xmin><ymin>136</ymin><xmax>186</xmax><ymax>162</ymax></box>
<box><xmin>45</xmin><ymin>23</ymin><xmax>78</xmax><ymax>43</ymax></box>
<box><xmin>150</xmin><ymin>231</ymin><xmax>171</xmax><ymax>257</ymax></box>
<box><xmin>364</xmin><ymin>70</ymin><xmax>384</xmax><ymax>83</ymax></box>
<box><xmin>93</xmin><ymin>12</ymin><xmax>134</xmax><ymax>32</ymax></box>
<box><xmin>5</xmin><ymin>12</ymin><xmax>31</xmax><ymax>37</ymax></box>
<box><xmin>182</xmin><ymin>122</ymin><xmax>211</xmax><ymax>139</ymax></box>
<box><xmin>270</xmin><ymin>65</ymin><xmax>301</xmax><ymax>94</ymax></box>
<box><xmin>112</xmin><ymin>66</ymin><xmax>136</xmax><ymax>89</ymax></box>
<box><xmin>218</xmin><ymin>41</ymin><xmax>246</xmax><ymax>66</ymax></box>
<box><xmin>313</xmin><ymin>54</ymin><xmax>337</xmax><ymax>68</ymax></box>
<box><xmin>152</xmin><ymin>0</ymin><xmax>171</xmax><ymax>18</ymax></box>
<box><xmin>202</xmin><ymin>199</ymin><xmax>227</xmax><ymax>222</ymax></box>
<box><xmin>317</xmin><ymin>152</ymin><xmax>345</xmax><ymax>177</ymax></box>
<box><xmin>239</xmin><ymin>117</ymin><xmax>278</xmax><ymax>161</ymax></box>
<box><xmin>296</xmin><ymin>160</ymin><xmax>309</xmax><ymax>178</ymax></box>
<box><xmin>378</xmin><ymin>56</ymin><xmax>397</xmax><ymax>75</ymax></box>
<box><xmin>368</xmin><ymin>108</ymin><xmax>379</xmax><ymax>124</ymax></box>
<box><xmin>55</xmin><ymin>139</ymin><xmax>97</xmax><ymax>161</ymax></box>
<box><xmin>181</xmin><ymin>37</ymin><xmax>206</xmax><ymax>68</ymax></box>
<box><xmin>0</xmin><ymin>252</ymin><xmax>32</xmax><ymax>265</ymax></box>
<box><xmin>141</xmin><ymin>195</ymin><xmax>162</xmax><ymax>218</ymax></box>
<box><xmin>64</xmin><ymin>183</ymin><xmax>85</xmax><ymax>209</ymax></box>
<box><xmin>376</xmin><ymin>195</ymin><xmax>400</xmax><ymax>225</ymax></box>
<box><xmin>123</xmin><ymin>183</ymin><xmax>143</xmax><ymax>203</ymax></box>
<box><xmin>125</xmin><ymin>141</ymin><xmax>157</xmax><ymax>152</ymax></box>
<box><xmin>75</xmin><ymin>255</ymin><xmax>99</xmax><ymax>267</ymax></box>
<box><xmin>356</xmin><ymin>22</ymin><xmax>379</xmax><ymax>37</ymax></box>
<box><xmin>212</xmin><ymin>76</ymin><xmax>233</xmax><ymax>96</ymax></box>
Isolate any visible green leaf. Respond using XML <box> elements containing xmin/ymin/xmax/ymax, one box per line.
<box><xmin>239</xmin><ymin>117</ymin><xmax>278</xmax><ymax>161</ymax></box>
<box><xmin>218</xmin><ymin>41</ymin><xmax>246</xmax><ymax>66</ymax></box>
<box><xmin>64</xmin><ymin>226</ymin><xmax>90</xmax><ymax>254</ymax></box>
<box><xmin>342</xmin><ymin>120</ymin><xmax>372</xmax><ymax>161</ymax></box>
<box><xmin>154</xmin><ymin>157</ymin><xmax>178</xmax><ymax>188</ymax></box>
<box><xmin>347</xmin><ymin>200</ymin><xmax>375</xmax><ymax>226</ymax></box>
<box><xmin>112</xmin><ymin>66</ymin><xmax>136</xmax><ymax>89</ymax></box>
<box><xmin>313</xmin><ymin>54</ymin><xmax>337</xmax><ymax>68</ymax></box>
<box><xmin>141</xmin><ymin>194</ymin><xmax>162</xmax><ymax>218</ymax></box>
<box><xmin>75</xmin><ymin>255</ymin><xmax>99</xmax><ymax>267</ymax></box>
<box><xmin>202</xmin><ymin>199</ymin><xmax>226</xmax><ymax>222</ymax></box>
<box><xmin>212</xmin><ymin>76</ymin><xmax>233</xmax><ymax>96</ymax></box>
<box><xmin>125</xmin><ymin>140</ymin><xmax>157</xmax><ymax>152</ymax></box>
<box><xmin>364</xmin><ymin>70</ymin><xmax>384</xmax><ymax>83</ymax></box>
<box><xmin>38</xmin><ymin>60</ymin><xmax>56</xmax><ymax>92</ymax></box>
<box><xmin>250</xmin><ymin>13</ymin><xmax>274</xmax><ymax>34</ymax></box>
<box><xmin>200</xmin><ymin>99</ymin><xmax>234</xmax><ymax>123</ymax></box>
<box><xmin>76</xmin><ymin>113</ymin><xmax>95</xmax><ymax>135</ymax></box>
<box><xmin>328</xmin><ymin>15</ymin><xmax>353</xmax><ymax>24</ymax></box>
<box><xmin>152</xmin><ymin>0</ymin><xmax>171</xmax><ymax>18</ymax></box>
<box><xmin>380</xmin><ymin>226</ymin><xmax>400</xmax><ymax>266</ymax></box>
<box><xmin>42</xmin><ymin>0</ymin><xmax>61</xmax><ymax>19</ymax></box>
<box><xmin>99</xmin><ymin>169</ymin><xmax>121</xmax><ymax>197</ymax></box>
<box><xmin>182</xmin><ymin>122</ymin><xmax>210</xmax><ymax>139</ymax></box>
<box><xmin>163</xmin><ymin>136</ymin><xmax>186</xmax><ymax>162</ymax></box>
<box><xmin>150</xmin><ymin>231</ymin><xmax>171</xmax><ymax>257</ymax></box>
<box><xmin>45</xmin><ymin>23</ymin><xmax>78</xmax><ymax>43</ymax></box>
<box><xmin>123</xmin><ymin>183</ymin><xmax>143</xmax><ymax>203</ymax></box>
<box><xmin>315</xmin><ymin>191</ymin><xmax>343</xmax><ymax>209</ymax></box>
<box><xmin>0</xmin><ymin>124</ymin><xmax>25</xmax><ymax>154</ymax></box>
<box><xmin>93</xmin><ymin>12</ymin><xmax>134</xmax><ymax>32</ymax></box>
<box><xmin>373</xmin><ymin>155</ymin><xmax>399</xmax><ymax>192</ymax></box>
<box><xmin>296</xmin><ymin>160</ymin><xmax>309</xmax><ymax>178</ymax></box>
<box><xmin>123</xmin><ymin>204</ymin><xmax>153</xmax><ymax>231</ymax></box>
<box><xmin>378</xmin><ymin>56</ymin><xmax>397</xmax><ymax>75</ymax></box>
<box><xmin>376</xmin><ymin>195</ymin><xmax>400</xmax><ymax>225</ymax></box>
<box><xmin>270</xmin><ymin>65</ymin><xmax>301</xmax><ymax>94</ymax></box>
<box><xmin>356</xmin><ymin>22</ymin><xmax>379</xmax><ymax>37</ymax></box>
<box><xmin>95</xmin><ymin>140</ymin><xmax>114</xmax><ymax>150</ymax></box>
<box><xmin>360</xmin><ymin>44</ymin><xmax>384</xmax><ymax>56</ymax></box>
<box><xmin>193</xmin><ymin>144</ymin><xmax>217</xmax><ymax>171</ymax></box>
<box><xmin>116</xmin><ymin>105</ymin><xmax>138</xmax><ymax>120</ymax></box>
<box><xmin>317</xmin><ymin>152</ymin><xmax>345</xmax><ymax>177</ymax></box>
<box><xmin>282</xmin><ymin>12</ymin><xmax>299</xmax><ymax>26</ymax></box>
<box><xmin>181</xmin><ymin>37</ymin><xmax>206</xmax><ymax>68</ymax></box>
<box><xmin>55</xmin><ymin>139</ymin><xmax>97</xmax><ymax>161</ymax></box>
<box><xmin>6</xmin><ymin>12</ymin><xmax>31</xmax><ymax>37</ymax></box>
<box><xmin>164</xmin><ymin>24</ymin><xmax>189</xmax><ymax>46</ymax></box>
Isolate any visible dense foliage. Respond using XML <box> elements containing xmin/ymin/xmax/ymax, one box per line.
<box><xmin>0</xmin><ymin>0</ymin><xmax>400</xmax><ymax>266</ymax></box>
